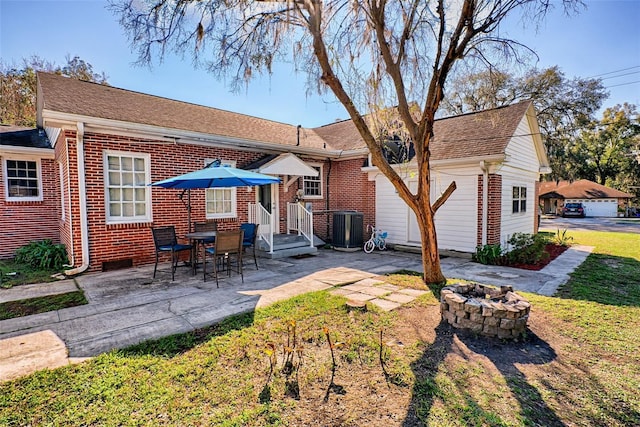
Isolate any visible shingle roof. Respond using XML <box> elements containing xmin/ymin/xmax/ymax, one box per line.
<box><xmin>0</xmin><ymin>125</ymin><xmax>52</xmax><ymax>149</ymax></box>
<box><xmin>38</xmin><ymin>72</ymin><xmax>532</xmax><ymax>160</ymax></box>
<box><xmin>312</xmin><ymin>101</ymin><xmax>533</xmax><ymax>160</ymax></box>
<box><xmin>539</xmin><ymin>179</ymin><xmax>633</xmax><ymax>199</ymax></box>
<box><xmin>37</xmin><ymin>72</ymin><xmax>328</xmax><ymax>150</ymax></box>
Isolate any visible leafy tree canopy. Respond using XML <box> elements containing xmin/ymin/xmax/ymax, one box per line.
<box><xmin>569</xmin><ymin>103</ymin><xmax>640</xmax><ymax>195</ymax></box>
<box><xmin>0</xmin><ymin>55</ymin><xmax>108</xmax><ymax>127</ymax></box>
<box><xmin>441</xmin><ymin>66</ymin><xmax>609</xmax><ymax>180</ymax></box>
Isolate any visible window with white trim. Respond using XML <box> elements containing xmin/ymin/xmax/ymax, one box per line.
<box><xmin>3</xmin><ymin>158</ymin><xmax>43</xmax><ymax>201</ymax></box>
<box><xmin>205</xmin><ymin>159</ymin><xmax>237</xmax><ymax>219</ymax></box>
<box><xmin>302</xmin><ymin>165</ymin><xmax>322</xmax><ymax>198</ymax></box>
<box><xmin>512</xmin><ymin>186</ymin><xmax>527</xmax><ymax>213</ymax></box>
<box><xmin>104</xmin><ymin>151</ymin><xmax>151</xmax><ymax>223</ymax></box>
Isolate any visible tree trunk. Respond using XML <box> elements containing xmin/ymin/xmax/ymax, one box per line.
<box><xmin>414</xmin><ymin>196</ymin><xmax>446</xmax><ymax>285</ymax></box>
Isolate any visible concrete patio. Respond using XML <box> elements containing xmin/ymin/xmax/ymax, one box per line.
<box><xmin>0</xmin><ymin>245</ymin><xmax>592</xmax><ymax>382</ymax></box>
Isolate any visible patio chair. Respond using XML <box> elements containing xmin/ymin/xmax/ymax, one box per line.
<box><xmin>203</xmin><ymin>229</ymin><xmax>244</xmax><ymax>287</ymax></box>
<box><xmin>151</xmin><ymin>226</ymin><xmax>192</xmax><ymax>281</ymax></box>
<box><xmin>240</xmin><ymin>223</ymin><xmax>259</xmax><ymax>270</ymax></box>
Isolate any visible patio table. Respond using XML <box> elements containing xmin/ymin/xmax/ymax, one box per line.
<box><xmin>185</xmin><ymin>231</ymin><xmax>217</xmax><ymax>275</ymax></box>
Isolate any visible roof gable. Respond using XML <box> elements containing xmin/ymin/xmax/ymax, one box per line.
<box><xmin>313</xmin><ymin>101</ymin><xmax>534</xmax><ymax>161</ymax></box>
<box><xmin>539</xmin><ymin>179</ymin><xmax>633</xmax><ymax>199</ymax></box>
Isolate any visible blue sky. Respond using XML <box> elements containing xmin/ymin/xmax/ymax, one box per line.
<box><xmin>1</xmin><ymin>0</ymin><xmax>639</xmax><ymax>127</ymax></box>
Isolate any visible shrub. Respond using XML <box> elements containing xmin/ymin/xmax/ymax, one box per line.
<box><xmin>473</xmin><ymin>244</ymin><xmax>505</xmax><ymax>265</ymax></box>
<box><xmin>506</xmin><ymin>233</ymin><xmax>549</xmax><ymax>265</ymax></box>
<box><xmin>15</xmin><ymin>240</ymin><xmax>68</xmax><ymax>270</ymax></box>
<box><xmin>552</xmin><ymin>228</ymin><xmax>574</xmax><ymax>247</ymax></box>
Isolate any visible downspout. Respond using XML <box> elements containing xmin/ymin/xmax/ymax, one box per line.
<box><xmin>65</xmin><ymin>122</ymin><xmax>90</xmax><ymax>276</ymax></box>
<box><xmin>65</xmin><ymin>137</ymin><xmax>75</xmax><ymax>266</ymax></box>
<box><xmin>325</xmin><ymin>159</ymin><xmax>332</xmax><ymax>239</ymax></box>
<box><xmin>480</xmin><ymin>160</ymin><xmax>488</xmax><ymax>246</ymax></box>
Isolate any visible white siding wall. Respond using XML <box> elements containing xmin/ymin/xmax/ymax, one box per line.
<box><xmin>499</xmin><ymin>115</ymin><xmax>541</xmax><ymax>244</ymax></box>
<box><xmin>375</xmin><ymin>166</ymin><xmax>478</xmax><ymax>252</ymax></box>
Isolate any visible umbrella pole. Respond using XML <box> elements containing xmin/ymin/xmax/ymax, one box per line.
<box><xmin>188</xmin><ymin>189</ymin><xmax>192</xmax><ymax>233</ymax></box>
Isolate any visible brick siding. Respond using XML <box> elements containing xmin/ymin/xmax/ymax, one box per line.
<box><xmin>0</xmin><ymin>156</ymin><xmax>61</xmax><ymax>259</ymax></box>
<box><xmin>476</xmin><ymin>173</ymin><xmax>502</xmax><ymax>247</ymax></box>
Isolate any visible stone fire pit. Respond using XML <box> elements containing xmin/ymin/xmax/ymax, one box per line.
<box><xmin>440</xmin><ymin>283</ymin><xmax>531</xmax><ymax>339</ymax></box>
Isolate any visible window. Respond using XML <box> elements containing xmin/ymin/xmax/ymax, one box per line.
<box><xmin>205</xmin><ymin>159</ymin><xmax>237</xmax><ymax>219</ymax></box>
<box><xmin>105</xmin><ymin>151</ymin><xmax>151</xmax><ymax>223</ymax></box>
<box><xmin>512</xmin><ymin>186</ymin><xmax>527</xmax><ymax>213</ymax></box>
<box><xmin>3</xmin><ymin>158</ymin><xmax>42</xmax><ymax>201</ymax></box>
<box><xmin>303</xmin><ymin>165</ymin><xmax>322</xmax><ymax>198</ymax></box>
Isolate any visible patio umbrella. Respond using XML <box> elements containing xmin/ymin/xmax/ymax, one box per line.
<box><xmin>151</xmin><ymin>160</ymin><xmax>281</xmax><ymax>231</ymax></box>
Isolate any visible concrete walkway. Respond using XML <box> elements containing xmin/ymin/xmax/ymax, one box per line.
<box><xmin>0</xmin><ymin>246</ymin><xmax>592</xmax><ymax>382</ymax></box>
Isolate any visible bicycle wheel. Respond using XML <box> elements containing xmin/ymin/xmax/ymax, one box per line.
<box><xmin>377</xmin><ymin>240</ymin><xmax>386</xmax><ymax>251</ymax></box>
<box><xmin>363</xmin><ymin>240</ymin><xmax>375</xmax><ymax>253</ymax></box>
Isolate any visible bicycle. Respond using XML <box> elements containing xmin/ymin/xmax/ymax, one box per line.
<box><xmin>363</xmin><ymin>224</ymin><xmax>387</xmax><ymax>253</ymax></box>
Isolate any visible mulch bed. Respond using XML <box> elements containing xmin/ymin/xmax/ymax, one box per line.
<box><xmin>509</xmin><ymin>244</ymin><xmax>569</xmax><ymax>271</ymax></box>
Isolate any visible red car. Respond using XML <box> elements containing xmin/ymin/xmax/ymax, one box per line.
<box><xmin>562</xmin><ymin>202</ymin><xmax>585</xmax><ymax>218</ymax></box>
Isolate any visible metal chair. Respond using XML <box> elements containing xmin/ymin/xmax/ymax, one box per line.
<box><xmin>151</xmin><ymin>226</ymin><xmax>192</xmax><ymax>281</ymax></box>
<box><xmin>204</xmin><ymin>229</ymin><xmax>244</xmax><ymax>287</ymax></box>
<box><xmin>240</xmin><ymin>223</ymin><xmax>259</xmax><ymax>270</ymax></box>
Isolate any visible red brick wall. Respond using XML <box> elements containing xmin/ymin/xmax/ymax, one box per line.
<box><xmin>476</xmin><ymin>174</ymin><xmax>502</xmax><ymax>246</ymax></box>
<box><xmin>487</xmin><ymin>174</ymin><xmax>502</xmax><ymax>245</ymax></box>
<box><xmin>325</xmin><ymin>158</ymin><xmax>374</xmax><ymax>242</ymax></box>
<box><xmin>0</xmin><ymin>155</ymin><xmax>61</xmax><ymax>259</ymax></box>
<box><xmin>76</xmin><ymin>132</ymin><xmax>269</xmax><ymax>271</ymax></box>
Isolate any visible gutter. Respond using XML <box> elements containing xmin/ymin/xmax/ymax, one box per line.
<box><xmin>480</xmin><ymin>160</ymin><xmax>489</xmax><ymax>246</ymax></box>
<box><xmin>64</xmin><ymin>122</ymin><xmax>90</xmax><ymax>276</ymax></box>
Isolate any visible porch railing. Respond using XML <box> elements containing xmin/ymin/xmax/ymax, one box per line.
<box><xmin>287</xmin><ymin>203</ymin><xmax>314</xmax><ymax>248</ymax></box>
<box><xmin>248</xmin><ymin>203</ymin><xmax>273</xmax><ymax>254</ymax></box>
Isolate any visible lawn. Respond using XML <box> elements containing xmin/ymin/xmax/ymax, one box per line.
<box><xmin>1</xmin><ymin>230</ymin><xmax>638</xmax><ymax>426</ymax></box>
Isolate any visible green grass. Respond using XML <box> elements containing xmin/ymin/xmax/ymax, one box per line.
<box><xmin>0</xmin><ymin>291</ymin><xmax>88</xmax><ymax>321</ymax></box>
<box><xmin>555</xmin><ymin>230</ymin><xmax>640</xmax><ymax>305</ymax></box>
<box><xmin>0</xmin><ymin>259</ymin><xmax>63</xmax><ymax>289</ymax></box>
<box><xmin>1</xmin><ymin>230</ymin><xmax>639</xmax><ymax>426</ymax></box>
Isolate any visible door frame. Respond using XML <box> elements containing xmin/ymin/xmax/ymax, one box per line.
<box><xmin>256</xmin><ymin>183</ymin><xmax>280</xmax><ymax>234</ymax></box>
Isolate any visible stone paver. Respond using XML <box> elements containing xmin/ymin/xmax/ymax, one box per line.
<box><xmin>353</xmin><ymin>278</ymin><xmax>386</xmax><ymax>286</ymax></box>
<box><xmin>378</xmin><ymin>284</ymin><xmax>401</xmax><ymax>292</ymax></box>
<box><xmin>398</xmin><ymin>288</ymin><xmax>429</xmax><ymax>297</ymax></box>
<box><xmin>345</xmin><ymin>292</ymin><xmax>376</xmax><ymax>302</ymax></box>
<box><xmin>384</xmin><ymin>292</ymin><xmax>417</xmax><ymax>304</ymax></box>
<box><xmin>359</xmin><ymin>286</ymin><xmax>392</xmax><ymax>297</ymax></box>
<box><xmin>369</xmin><ymin>298</ymin><xmax>402</xmax><ymax>312</ymax></box>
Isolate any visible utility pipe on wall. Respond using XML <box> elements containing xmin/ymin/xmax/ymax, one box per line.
<box><xmin>64</xmin><ymin>122</ymin><xmax>90</xmax><ymax>276</ymax></box>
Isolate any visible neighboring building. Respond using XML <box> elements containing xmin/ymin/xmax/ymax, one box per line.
<box><xmin>0</xmin><ymin>72</ymin><xmax>549</xmax><ymax>271</ymax></box>
<box><xmin>538</xmin><ymin>179</ymin><xmax>633</xmax><ymax>217</ymax></box>
<box><xmin>0</xmin><ymin>126</ymin><xmax>59</xmax><ymax>259</ymax></box>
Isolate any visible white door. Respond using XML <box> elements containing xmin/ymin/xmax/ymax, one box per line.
<box><xmin>257</xmin><ymin>183</ymin><xmax>280</xmax><ymax>233</ymax></box>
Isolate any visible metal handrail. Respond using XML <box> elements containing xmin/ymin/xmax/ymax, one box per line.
<box><xmin>248</xmin><ymin>203</ymin><xmax>273</xmax><ymax>254</ymax></box>
<box><xmin>287</xmin><ymin>202</ymin><xmax>314</xmax><ymax>248</ymax></box>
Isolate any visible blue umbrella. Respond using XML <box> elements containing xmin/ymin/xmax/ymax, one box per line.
<box><xmin>151</xmin><ymin>160</ymin><xmax>280</xmax><ymax>231</ymax></box>
<box><xmin>151</xmin><ymin>160</ymin><xmax>281</xmax><ymax>189</ymax></box>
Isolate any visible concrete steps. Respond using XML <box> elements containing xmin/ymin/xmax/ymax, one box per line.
<box><xmin>256</xmin><ymin>234</ymin><xmax>323</xmax><ymax>259</ymax></box>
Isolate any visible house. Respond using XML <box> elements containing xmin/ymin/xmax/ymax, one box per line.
<box><xmin>538</xmin><ymin>179</ymin><xmax>633</xmax><ymax>217</ymax></box>
<box><xmin>0</xmin><ymin>72</ymin><xmax>548</xmax><ymax>272</ymax></box>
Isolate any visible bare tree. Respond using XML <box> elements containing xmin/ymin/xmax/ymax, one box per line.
<box><xmin>110</xmin><ymin>0</ymin><xmax>579</xmax><ymax>284</ymax></box>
